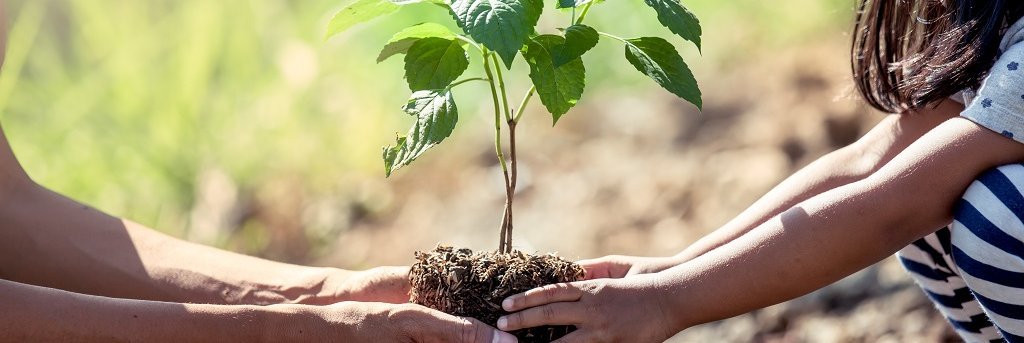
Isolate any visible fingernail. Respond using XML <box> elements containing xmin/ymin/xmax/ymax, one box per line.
<box><xmin>502</xmin><ymin>298</ymin><xmax>514</xmax><ymax>311</ymax></box>
<box><xmin>492</xmin><ymin>330</ymin><xmax>517</xmax><ymax>343</ymax></box>
<box><xmin>496</xmin><ymin>316</ymin><xmax>508</xmax><ymax>330</ymax></box>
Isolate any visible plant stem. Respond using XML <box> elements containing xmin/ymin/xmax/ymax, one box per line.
<box><xmin>576</xmin><ymin>1</ymin><xmax>595</xmax><ymax>24</ymax></box>
<box><xmin>448</xmin><ymin>77</ymin><xmax>489</xmax><ymax>88</ymax></box>
<box><xmin>490</xmin><ymin>54</ymin><xmax>514</xmax><ymax>122</ymax></box>
<box><xmin>597</xmin><ymin>31</ymin><xmax>628</xmax><ymax>43</ymax></box>
<box><xmin>496</xmin><ymin>1</ymin><xmax>597</xmax><ymax>251</ymax></box>
<box><xmin>512</xmin><ymin>86</ymin><xmax>535</xmax><ymax>124</ymax></box>
<box><xmin>482</xmin><ymin>49</ymin><xmax>513</xmax><ymax>253</ymax></box>
<box><xmin>489</xmin><ymin>54</ymin><xmax>520</xmax><ymax>253</ymax></box>
<box><xmin>505</xmin><ymin>118</ymin><xmax>518</xmax><ymax>252</ymax></box>
<box><xmin>456</xmin><ymin>35</ymin><xmax>483</xmax><ymax>52</ymax></box>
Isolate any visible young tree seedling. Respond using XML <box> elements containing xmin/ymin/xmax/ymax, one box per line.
<box><xmin>327</xmin><ymin>0</ymin><xmax>702</xmax><ymax>254</ymax></box>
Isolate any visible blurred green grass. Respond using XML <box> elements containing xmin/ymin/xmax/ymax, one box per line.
<box><xmin>1</xmin><ymin>0</ymin><xmax>852</xmax><ymax>259</ymax></box>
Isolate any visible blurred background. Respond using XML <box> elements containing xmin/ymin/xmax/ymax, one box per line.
<box><xmin>2</xmin><ymin>0</ymin><xmax>957</xmax><ymax>341</ymax></box>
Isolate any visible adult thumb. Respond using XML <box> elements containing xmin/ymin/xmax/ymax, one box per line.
<box><xmin>445</xmin><ymin>316</ymin><xmax>518</xmax><ymax>343</ymax></box>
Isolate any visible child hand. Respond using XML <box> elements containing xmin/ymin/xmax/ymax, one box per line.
<box><xmin>578</xmin><ymin>255</ymin><xmax>681</xmax><ymax>279</ymax></box>
<box><xmin>497</xmin><ymin>276</ymin><xmax>682</xmax><ymax>343</ymax></box>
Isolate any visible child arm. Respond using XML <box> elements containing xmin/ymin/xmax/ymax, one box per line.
<box><xmin>583</xmin><ymin>101</ymin><xmax>961</xmax><ymax>279</ymax></box>
<box><xmin>499</xmin><ymin>117</ymin><xmax>1024</xmax><ymax>342</ymax></box>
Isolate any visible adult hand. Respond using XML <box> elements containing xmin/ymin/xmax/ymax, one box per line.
<box><xmin>284</xmin><ymin>302</ymin><xmax>518</xmax><ymax>343</ymax></box>
<box><xmin>577</xmin><ymin>255</ymin><xmax>680</xmax><ymax>280</ymax></box>
<box><xmin>496</xmin><ymin>276</ymin><xmax>682</xmax><ymax>343</ymax></box>
<box><xmin>331</xmin><ymin>266</ymin><xmax>412</xmax><ymax>304</ymax></box>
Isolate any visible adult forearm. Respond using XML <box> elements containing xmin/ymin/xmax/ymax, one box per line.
<box><xmin>1</xmin><ymin>279</ymin><xmax>507</xmax><ymax>343</ymax></box>
<box><xmin>0</xmin><ymin>183</ymin><xmax>347</xmax><ymax>305</ymax></box>
<box><xmin>116</xmin><ymin>218</ymin><xmax>346</xmax><ymax>305</ymax></box>
<box><xmin>0</xmin><ymin>278</ymin><xmax>271</xmax><ymax>342</ymax></box>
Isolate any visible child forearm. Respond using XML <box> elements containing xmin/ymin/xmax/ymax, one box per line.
<box><xmin>661</xmin><ymin>118</ymin><xmax>1024</xmax><ymax>329</ymax></box>
<box><xmin>672</xmin><ymin>106</ymin><xmax>960</xmax><ymax>265</ymax></box>
<box><xmin>495</xmin><ymin>119</ymin><xmax>1016</xmax><ymax>341</ymax></box>
<box><xmin>660</xmin><ymin>179</ymin><xmax>924</xmax><ymax>329</ymax></box>
<box><xmin>672</xmin><ymin>144</ymin><xmax>873</xmax><ymax>261</ymax></box>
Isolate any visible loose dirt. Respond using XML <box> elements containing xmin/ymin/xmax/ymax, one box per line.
<box><xmin>409</xmin><ymin>245</ymin><xmax>585</xmax><ymax>342</ymax></box>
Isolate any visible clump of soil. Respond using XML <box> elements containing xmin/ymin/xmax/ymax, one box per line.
<box><xmin>409</xmin><ymin>245</ymin><xmax>585</xmax><ymax>343</ymax></box>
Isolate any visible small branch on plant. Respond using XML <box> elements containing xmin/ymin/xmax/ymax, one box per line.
<box><xmin>490</xmin><ymin>54</ymin><xmax>514</xmax><ymax>123</ymax></box>
<box><xmin>456</xmin><ymin>35</ymin><xmax>483</xmax><ymax>52</ymax></box>
<box><xmin>448</xmin><ymin>77</ymin><xmax>490</xmax><ymax>89</ymax></box>
<box><xmin>597</xmin><ymin>31</ymin><xmax>628</xmax><ymax>43</ymax></box>
<box><xmin>575</xmin><ymin>1</ymin><xmax>595</xmax><ymax>24</ymax></box>
<box><xmin>513</xmin><ymin>86</ymin><xmax>535</xmax><ymax>124</ymax></box>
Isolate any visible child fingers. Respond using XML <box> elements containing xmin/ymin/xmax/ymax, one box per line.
<box><xmin>496</xmin><ymin>302</ymin><xmax>584</xmax><ymax>331</ymax></box>
<box><xmin>502</xmin><ymin>283</ymin><xmax>583</xmax><ymax>311</ymax></box>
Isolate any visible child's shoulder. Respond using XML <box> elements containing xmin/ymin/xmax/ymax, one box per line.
<box><xmin>1001</xmin><ymin>17</ymin><xmax>1024</xmax><ymax>56</ymax></box>
<box><xmin>959</xmin><ymin>17</ymin><xmax>1024</xmax><ymax>145</ymax></box>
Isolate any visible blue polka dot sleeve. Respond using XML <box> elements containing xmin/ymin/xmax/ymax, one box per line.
<box><xmin>961</xmin><ymin>42</ymin><xmax>1024</xmax><ymax>143</ymax></box>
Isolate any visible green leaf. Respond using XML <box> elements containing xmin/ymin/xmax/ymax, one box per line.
<box><xmin>623</xmin><ymin>37</ymin><xmax>701</xmax><ymax>109</ymax></box>
<box><xmin>378</xmin><ymin>23</ymin><xmax>457</xmax><ymax>62</ymax></box>
<box><xmin>450</xmin><ymin>0</ymin><xmax>543</xmax><ymax>68</ymax></box>
<box><xmin>383</xmin><ymin>90</ymin><xmax>459</xmax><ymax>176</ymax></box>
<box><xmin>326</xmin><ymin>0</ymin><xmax>402</xmax><ymax>39</ymax></box>
<box><xmin>552</xmin><ymin>24</ymin><xmax>598</xmax><ymax>67</ymax></box>
<box><xmin>642</xmin><ymin>0</ymin><xmax>701</xmax><ymax>49</ymax></box>
<box><xmin>522</xmin><ymin>35</ymin><xmax>586</xmax><ymax>124</ymax></box>
<box><xmin>404</xmin><ymin>37</ymin><xmax>470</xmax><ymax>91</ymax></box>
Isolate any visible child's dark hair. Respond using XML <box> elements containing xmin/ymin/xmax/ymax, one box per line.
<box><xmin>852</xmin><ymin>0</ymin><xmax>1024</xmax><ymax>113</ymax></box>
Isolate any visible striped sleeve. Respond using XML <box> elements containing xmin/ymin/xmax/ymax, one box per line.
<box><xmin>951</xmin><ymin>164</ymin><xmax>1024</xmax><ymax>341</ymax></box>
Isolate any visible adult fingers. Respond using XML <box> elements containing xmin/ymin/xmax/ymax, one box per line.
<box><xmin>576</xmin><ymin>258</ymin><xmax>613</xmax><ymax>280</ymax></box>
<box><xmin>496</xmin><ymin>302</ymin><xmax>586</xmax><ymax>331</ymax></box>
<box><xmin>412</xmin><ymin>308</ymin><xmax>517</xmax><ymax>343</ymax></box>
<box><xmin>628</xmin><ymin>256</ymin><xmax>686</xmax><ymax>277</ymax></box>
<box><xmin>624</xmin><ymin>261</ymin><xmax>660</xmax><ymax>277</ymax></box>
<box><xmin>577</xmin><ymin>256</ymin><xmax>630</xmax><ymax>280</ymax></box>
<box><xmin>455</xmin><ymin>317</ymin><xmax>518</xmax><ymax>343</ymax></box>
